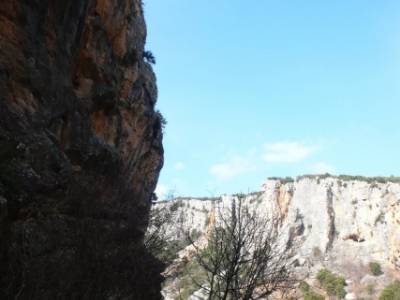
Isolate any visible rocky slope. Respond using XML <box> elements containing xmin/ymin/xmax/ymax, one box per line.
<box><xmin>0</xmin><ymin>1</ymin><xmax>163</xmax><ymax>299</ymax></box>
<box><xmin>155</xmin><ymin>176</ymin><xmax>400</xmax><ymax>299</ymax></box>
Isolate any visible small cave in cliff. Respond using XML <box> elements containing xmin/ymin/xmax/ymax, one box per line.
<box><xmin>343</xmin><ymin>233</ymin><xmax>366</xmax><ymax>243</ymax></box>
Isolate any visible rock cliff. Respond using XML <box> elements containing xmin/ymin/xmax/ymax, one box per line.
<box><xmin>155</xmin><ymin>176</ymin><xmax>400</xmax><ymax>299</ymax></box>
<box><xmin>0</xmin><ymin>1</ymin><xmax>163</xmax><ymax>299</ymax></box>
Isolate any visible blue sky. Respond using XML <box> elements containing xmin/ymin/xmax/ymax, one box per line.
<box><xmin>144</xmin><ymin>0</ymin><xmax>400</xmax><ymax>199</ymax></box>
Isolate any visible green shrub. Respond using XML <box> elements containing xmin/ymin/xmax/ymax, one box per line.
<box><xmin>295</xmin><ymin>174</ymin><xmax>400</xmax><ymax>184</ymax></box>
<box><xmin>267</xmin><ymin>176</ymin><xmax>295</xmax><ymax>183</ymax></box>
<box><xmin>366</xmin><ymin>284</ymin><xmax>375</xmax><ymax>295</ymax></box>
<box><xmin>369</xmin><ymin>262</ymin><xmax>383</xmax><ymax>276</ymax></box>
<box><xmin>303</xmin><ymin>290</ymin><xmax>324</xmax><ymax>300</ymax></box>
<box><xmin>379</xmin><ymin>281</ymin><xmax>400</xmax><ymax>300</ymax></box>
<box><xmin>177</xmin><ymin>256</ymin><xmax>208</xmax><ymax>299</ymax></box>
<box><xmin>299</xmin><ymin>281</ymin><xmax>310</xmax><ymax>293</ymax></box>
<box><xmin>159</xmin><ymin>239</ymin><xmax>191</xmax><ymax>263</ymax></box>
<box><xmin>317</xmin><ymin>268</ymin><xmax>329</xmax><ymax>282</ymax></box>
<box><xmin>317</xmin><ymin>269</ymin><xmax>346</xmax><ymax>298</ymax></box>
<box><xmin>190</xmin><ymin>229</ymin><xmax>202</xmax><ymax>240</ymax></box>
<box><xmin>338</xmin><ymin>175</ymin><xmax>400</xmax><ymax>184</ymax></box>
<box><xmin>298</xmin><ymin>281</ymin><xmax>323</xmax><ymax>300</ymax></box>
<box><xmin>169</xmin><ymin>200</ymin><xmax>184</xmax><ymax>212</ymax></box>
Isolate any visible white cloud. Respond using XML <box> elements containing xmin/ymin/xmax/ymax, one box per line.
<box><xmin>174</xmin><ymin>162</ymin><xmax>185</xmax><ymax>171</ymax></box>
<box><xmin>155</xmin><ymin>184</ymin><xmax>168</xmax><ymax>200</ymax></box>
<box><xmin>210</xmin><ymin>156</ymin><xmax>256</xmax><ymax>181</ymax></box>
<box><xmin>310</xmin><ymin>162</ymin><xmax>336</xmax><ymax>174</ymax></box>
<box><xmin>262</xmin><ymin>141</ymin><xmax>318</xmax><ymax>163</ymax></box>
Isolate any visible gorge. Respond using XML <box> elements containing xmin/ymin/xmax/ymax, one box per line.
<box><xmin>154</xmin><ymin>176</ymin><xmax>400</xmax><ymax>299</ymax></box>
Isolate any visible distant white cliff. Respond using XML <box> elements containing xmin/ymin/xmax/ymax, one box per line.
<box><xmin>154</xmin><ymin>175</ymin><xmax>400</xmax><ymax>299</ymax></box>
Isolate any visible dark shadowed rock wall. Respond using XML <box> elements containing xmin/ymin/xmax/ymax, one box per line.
<box><xmin>0</xmin><ymin>0</ymin><xmax>164</xmax><ymax>299</ymax></box>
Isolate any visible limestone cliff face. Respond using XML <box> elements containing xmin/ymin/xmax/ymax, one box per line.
<box><xmin>156</xmin><ymin>177</ymin><xmax>400</xmax><ymax>298</ymax></box>
<box><xmin>260</xmin><ymin>178</ymin><xmax>400</xmax><ymax>270</ymax></box>
<box><xmin>158</xmin><ymin>178</ymin><xmax>400</xmax><ymax>271</ymax></box>
<box><xmin>0</xmin><ymin>1</ymin><xmax>163</xmax><ymax>299</ymax></box>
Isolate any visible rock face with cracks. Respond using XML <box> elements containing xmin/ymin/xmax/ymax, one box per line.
<box><xmin>156</xmin><ymin>177</ymin><xmax>400</xmax><ymax>299</ymax></box>
<box><xmin>0</xmin><ymin>1</ymin><xmax>163</xmax><ymax>299</ymax></box>
<box><xmin>158</xmin><ymin>178</ymin><xmax>400</xmax><ymax>273</ymax></box>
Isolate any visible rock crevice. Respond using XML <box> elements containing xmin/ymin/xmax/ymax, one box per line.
<box><xmin>325</xmin><ymin>185</ymin><xmax>337</xmax><ymax>252</ymax></box>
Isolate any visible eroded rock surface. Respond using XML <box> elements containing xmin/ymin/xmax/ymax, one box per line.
<box><xmin>0</xmin><ymin>1</ymin><xmax>163</xmax><ymax>299</ymax></box>
<box><xmin>156</xmin><ymin>177</ymin><xmax>400</xmax><ymax>299</ymax></box>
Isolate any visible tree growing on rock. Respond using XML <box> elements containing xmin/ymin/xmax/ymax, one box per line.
<box><xmin>143</xmin><ymin>50</ymin><xmax>156</xmax><ymax>64</ymax></box>
<box><xmin>145</xmin><ymin>203</ymin><xmax>179</xmax><ymax>264</ymax></box>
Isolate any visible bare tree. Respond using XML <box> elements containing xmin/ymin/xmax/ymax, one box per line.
<box><xmin>145</xmin><ymin>204</ymin><xmax>176</xmax><ymax>263</ymax></box>
<box><xmin>188</xmin><ymin>195</ymin><xmax>297</xmax><ymax>300</ymax></box>
<box><xmin>145</xmin><ymin>199</ymin><xmax>190</xmax><ymax>266</ymax></box>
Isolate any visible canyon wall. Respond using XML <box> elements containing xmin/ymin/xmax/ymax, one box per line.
<box><xmin>0</xmin><ymin>1</ymin><xmax>163</xmax><ymax>299</ymax></box>
<box><xmin>260</xmin><ymin>178</ymin><xmax>400</xmax><ymax>271</ymax></box>
<box><xmin>156</xmin><ymin>176</ymin><xmax>400</xmax><ymax>298</ymax></box>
